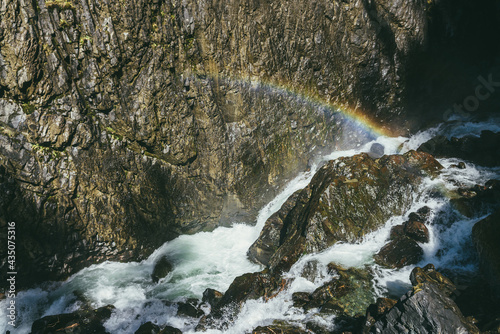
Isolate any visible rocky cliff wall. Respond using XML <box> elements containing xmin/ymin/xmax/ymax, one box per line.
<box><xmin>0</xmin><ymin>0</ymin><xmax>499</xmax><ymax>287</ymax></box>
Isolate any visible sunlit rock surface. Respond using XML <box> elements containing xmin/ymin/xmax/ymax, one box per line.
<box><xmin>248</xmin><ymin>151</ymin><xmax>442</xmax><ymax>273</ymax></box>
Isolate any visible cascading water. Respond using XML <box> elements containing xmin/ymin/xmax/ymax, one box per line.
<box><xmin>1</xmin><ymin>118</ymin><xmax>499</xmax><ymax>334</ymax></box>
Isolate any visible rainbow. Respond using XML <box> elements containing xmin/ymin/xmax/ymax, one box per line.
<box><xmin>191</xmin><ymin>70</ymin><xmax>397</xmax><ymax>138</ymax></box>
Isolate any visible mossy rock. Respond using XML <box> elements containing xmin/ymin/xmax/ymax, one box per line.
<box><xmin>302</xmin><ymin>264</ymin><xmax>375</xmax><ymax>318</ymax></box>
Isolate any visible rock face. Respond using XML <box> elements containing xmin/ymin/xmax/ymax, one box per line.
<box><xmin>472</xmin><ymin>209</ymin><xmax>500</xmax><ymax>299</ymax></box>
<box><xmin>368</xmin><ymin>265</ymin><xmax>480</xmax><ymax>334</ymax></box>
<box><xmin>418</xmin><ymin>131</ymin><xmax>500</xmax><ymax>167</ymax></box>
<box><xmin>248</xmin><ymin>151</ymin><xmax>442</xmax><ymax>273</ymax></box>
<box><xmin>1</xmin><ymin>0</ymin><xmax>498</xmax><ymax>288</ymax></box>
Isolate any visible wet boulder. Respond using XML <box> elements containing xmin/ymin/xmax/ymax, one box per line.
<box><xmin>202</xmin><ymin>288</ymin><xmax>224</xmax><ymax>307</ymax></box>
<box><xmin>151</xmin><ymin>256</ymin><xmax>173</xmax><ymax>283</ymax></box>
<box><xmin>134</xmin><ymin>319</ymin><xmax>181</xmax><ymax>333</ymax></box>
<box><xmin>135</xmin><ymin>322</ymin><xmax>161</xmax><ymax>334</ymax></box>
<box><xmin>305</xmin><ymin>321</ymin><xmax>332</xmax><ymax>334</ymax></box>
<box><xmin>367</xmin><ymin>265</ymin><xmax>479</xmax><ymax>334</ymax></box>
<box><xmin>374</xmin><ymin>237</ymin><xmax>424</xmax><ymax>269</ymax></box>
<box><xmin>389</xmin><ymin>209</ymin><xmax>430</xmax><ymax>244</ymax></box>
<box><xmin>177</xmin><ymin>299</ymin><xmax>204</xmax><ymax>318</ymax></box>
<box><xmin>416</xmin><ymin>206</ymin><xmax>432</xmax><ymax>219</ymax></box>
<box><xmin>376</xmin><ymin>207</ymin><xmax>431</xmax><ymax>268</ymax></box>
<box><xmin>409</xmin><ymin>264</ymin><xmax>456</xmax><ymax>295</ymax></box>
<box><xmin>405</xmin><ymin>208</ymin><xmax>431</xmax><ymax>243</ymax></box>
<box><xmin>196</xmin><ymin>271</ymin><xmax>286</xmax><ymax>330</ymax></box>
<box><xmin>368</xmin><ymin>142</ymin><xmax>385</xmax><ymax>159</ymax></box>
<box><xmin>450</xmin><ymin>162</ymin><xmax>467</xmax><ymax>169</ymax></box>
<box><xmin>389</xmin><ymin>224</ymin><xmax>406</xmax><ymax>240</ymax></box>
<box><xmin>292</xmin><ymin>292</ymin><xmax>312</xmax><ymax>308</ymax></box>
<box><xmin>249</xmin><ymin>151</ymin><xmax>442</xmax><ymax>274</ymax></box>
<box><xmin>404</xmin><ymin>220</ymin><xmax>429</xmax><ymax>243</ymax></box>
<box><xmin>159</xmin><ymin>326</ymin><xmax>182</xmax><ymax>334</ymax></box>
<box><xmin>31</xmin><ymin>305</ymin><xmax>115</xmax><ymax>334</ymax></box>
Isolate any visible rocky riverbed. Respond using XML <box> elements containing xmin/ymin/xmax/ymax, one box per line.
<box><xmin>1</xmin><ymin>120</ymin><xmax>498</xmax><ymax>333</ymax></box>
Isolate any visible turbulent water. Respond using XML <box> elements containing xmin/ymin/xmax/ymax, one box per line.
<box><xmin>2</xmin><ymin>118</ymin><xmax>499</xmax><ymax>334</ymax></box>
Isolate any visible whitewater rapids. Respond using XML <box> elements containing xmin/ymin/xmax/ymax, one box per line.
<box><xmin>1</xmin><ymin>119</ymin><xmax>499</xmax><ymax>333</ymax></box>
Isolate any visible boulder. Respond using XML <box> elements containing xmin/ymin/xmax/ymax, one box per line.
<box><xmin>202</xmin><ymin>288</ymin><xmax>224</xmax><ymax>307</ymax></box>
<box><xmin>389</xmin><ymin>208</ymin><xmax>430</xmax><ymax>244</ymax></box>
<box><xmin>177</xmin><ymin>299</ymin><xmax>204</xmax><ymax>318</ymax></box>
<box><xmin>389</xmin><ymin>224</ymin><xmax>406</xmax><ymax>240</ymax></box>
<box><xmin>135</xmin><ymin>322</ymin><xmax>161</xmax><ymax>334</ymax></box>
<box><xmin>31</xmin><ymin>305</ymin><xmax>115</xmax><ymax>334</ymax></box>
<box><xmin>450</xmin><ymin>162</ymin><xmax>467</xmax><ymax>169</ymax></box>
<box><xmin>249</xmin><ymin>151</ymin><xmax>442</xmax><ymax>274</ymax></box>
<box><xmin>416</xmin><ymin>206</ymin><xmax>432</xmax><ymax>219</ymax></box>
<box><xmin>368</xmin><ymin>265</ymin><xmax>479</xmax><ymax>334</ymax></box>
<box><xmin>133</xmin><ymin>317</ymin><xmax>182</xmax><ymax>333</ymax></box>
<box><xmin>404</xmin><ymin>220</ymin><xmax>430</xmax><ymax>243</ymax></box>
<box><xmin>158</xmin><ymin>326</ymin><xmax>182</xmax><ymax>334</ymax></box>
<box><xmin>368</xmin><ymin>143</ymin><xmax>385</xmax><ymax>159</ymax></box>
<box><xmin>409</xmin><ymin>264</ymin><xmax>456</xmax><ymax>295</ymax></box>
<box><xmin>305</xmin><ymin>321</ymin><xmax>332</xmax><ymax>334</ymax></box>
<box><xmin>247</xmin><ymin>191</ymin><xmax>301</xmax><ymax>266</ymax></box>
<box><xmin>374</xmin><ymin>237</ymin><xmax>424</xmax><ymax>268</ymax></box>
<box><xmin>196</xmin><ymin>271</ymin><xmax>285</xmax><ymax>330</ymax></box>
<box><xmin>292</xmin><ymin>292</ymin><xmax>312</xmax><ymax>308</ymax></box>
<box><xmin>376</xmin><ymin>207</ymin><xmax>431</xmax><ymax>268</ymax></box>
<box><xmin>151</xmin><ymin>256</ymin><xmax>173</xmax><ymax>283</ymax></box>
